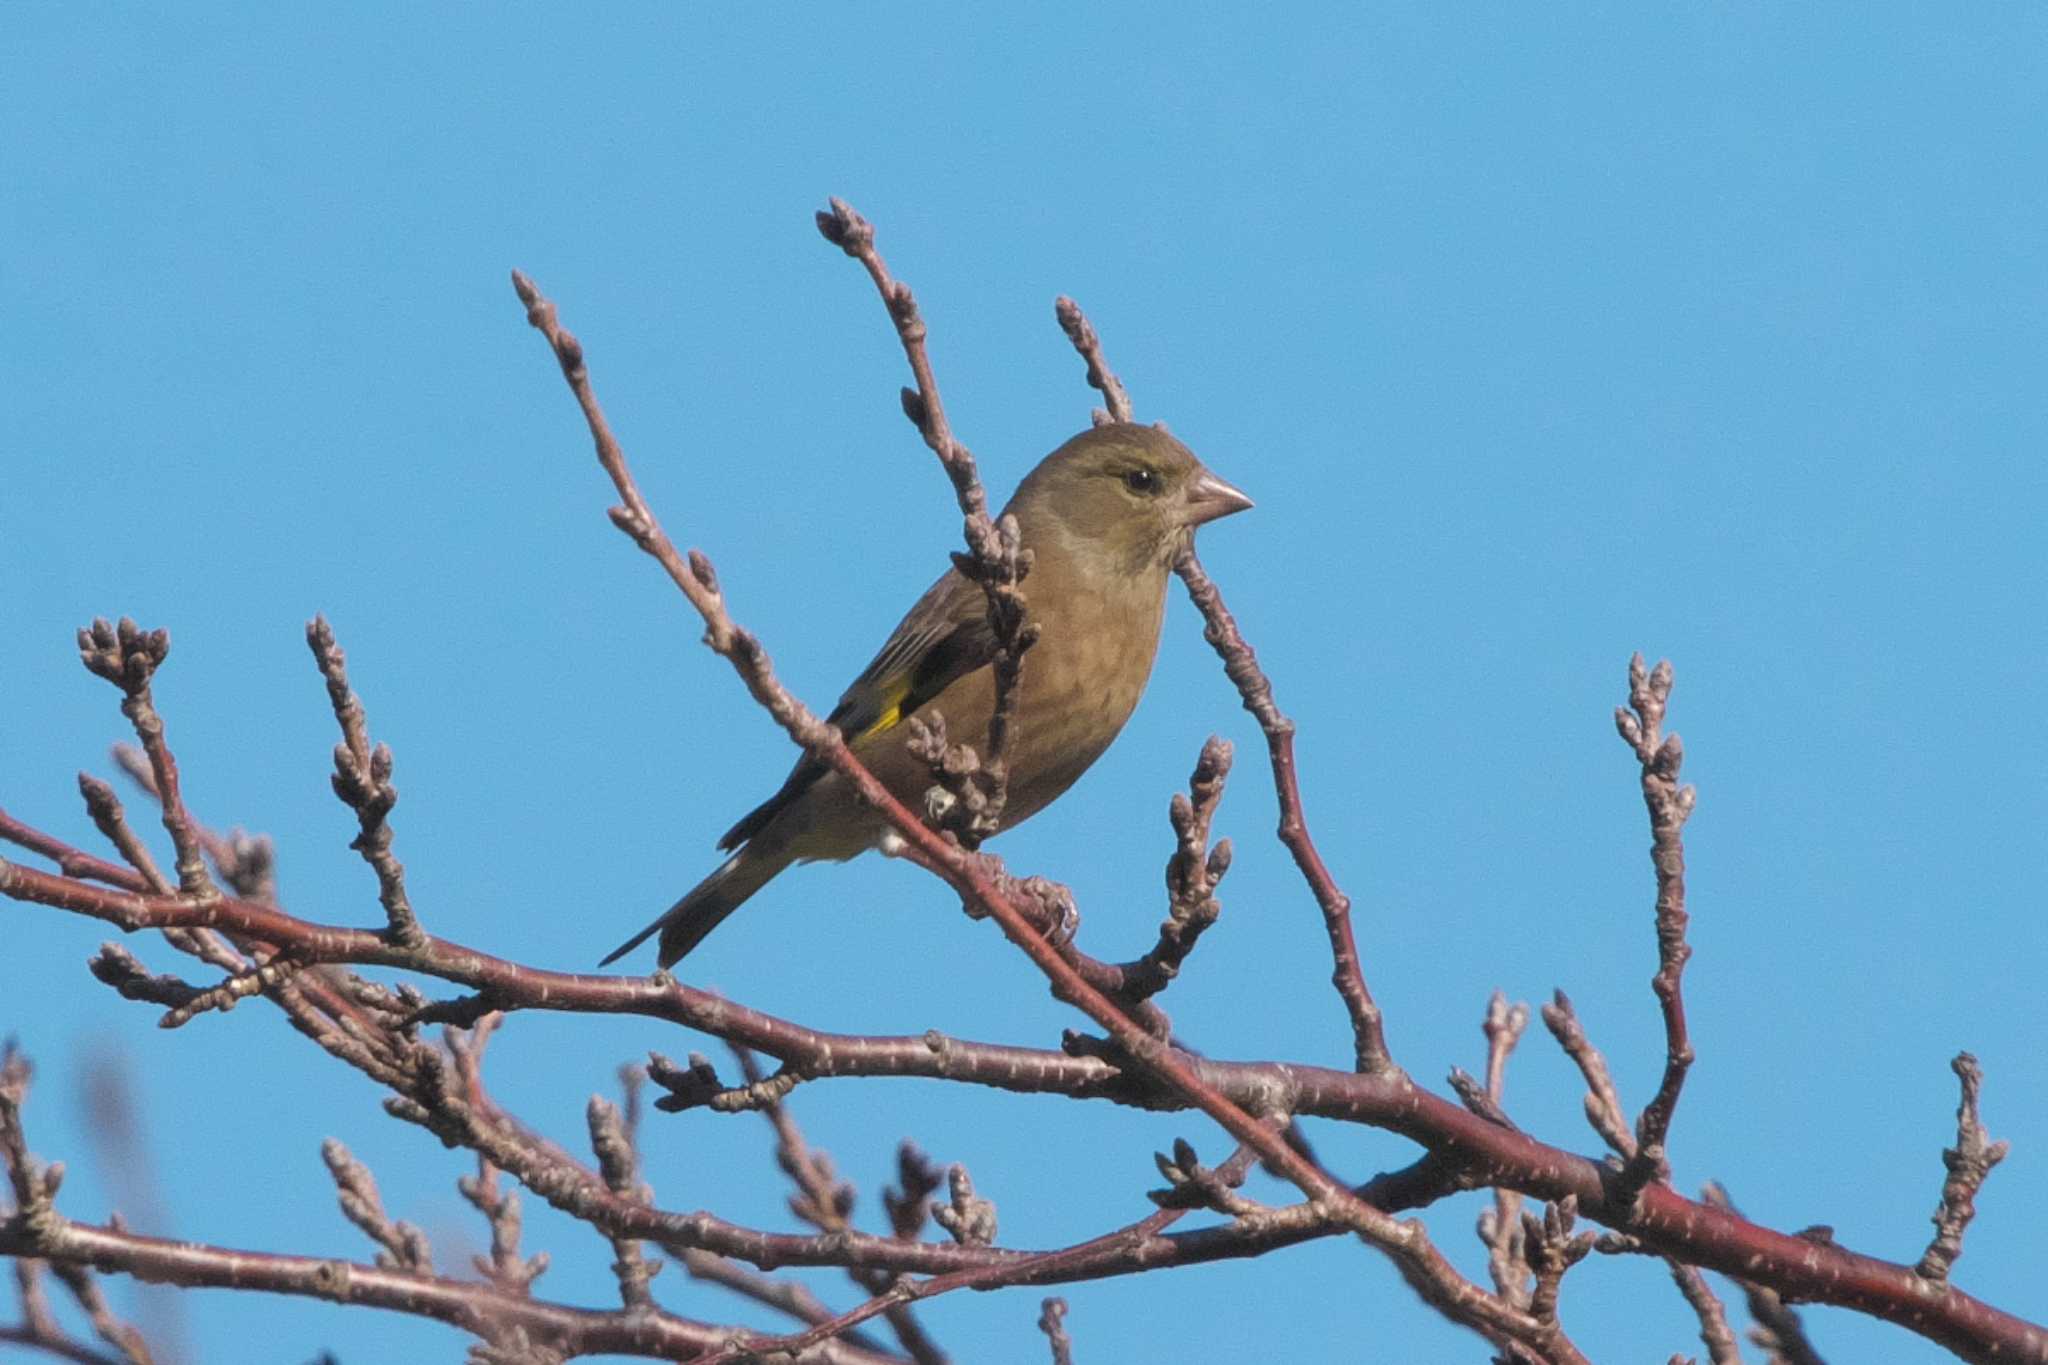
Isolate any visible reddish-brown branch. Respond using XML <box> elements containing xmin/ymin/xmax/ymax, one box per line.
<box><xmin>0</xmin><ymin>809</ymin><xmax>140</xmax><ymax>888</ymax></box>
<box><xmin>697</xmin><ymin>1145</ymin><xmax>1271</xmax><ymax>1365</ymax></box>
<box><xmin>1702</xmin><ymin>1184</ymin><xmax>1828</xmax><ymax>1365</ymax></box>
<box><xmin>1172</xmin><ymin>549</ymin><xmax>1391</xmax><ymax>1075</ymax></box>
<box><xmin>65</xmin><ymin>661</ymin><xmax>390</xmax><ymax>1054</ymax></box>
<box><xmin>1545</xmin><ymin>993</ymin><xmax>1739</xmax><ymax>1363</ymax></box>
<box><xmin>731</xmin><ymin>1046</ymin><xmax>946</xmax><ymax>1365</ymax></box>
<box><xmin>0</xmin><ymin>1217</ymin><xmax>899</xmax><ymax>1364</ymax></box>
<box><xmin>2</xmin><ymin>241</ymin><xmax>2040</xmax><ymax>1362</ymax></box>
<box><xmin>678</xmin><ymin>1250</ymin><xmax>902</xmax><ymax>1360</ymax></box>
<box><xmin>7</xmin><ymin>721</ymin><xmax>2046</xmax><ymax>1357</ymax></box>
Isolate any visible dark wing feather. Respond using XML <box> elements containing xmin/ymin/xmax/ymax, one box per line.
<box><xmin>715</xmin><ymin>571</ymin><xmax>996</xmax><ymax>850</ymax></box>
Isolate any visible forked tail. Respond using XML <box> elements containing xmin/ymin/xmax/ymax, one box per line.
<box><xmin>599</xmin><ymin>845</ymin><xmax>784</xmax><ymax>969</ymax></box>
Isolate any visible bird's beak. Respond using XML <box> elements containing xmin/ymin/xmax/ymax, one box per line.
<box><xmin>1184</xmin><ymin>469</ymin><xmax>1254</xmax><ymax>526</ymax></box>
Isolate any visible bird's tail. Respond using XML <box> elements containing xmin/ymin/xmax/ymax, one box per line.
<box><xmin>599</xmin><ymin>844</ymin><xmax>788</xmax><ymax>969</ymax></box>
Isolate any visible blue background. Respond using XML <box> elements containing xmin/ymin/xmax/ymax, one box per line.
<box><xmin>4</xmin><ymin>5</ymin><xmax>2043</xmax><ymax>1361</ymax></box>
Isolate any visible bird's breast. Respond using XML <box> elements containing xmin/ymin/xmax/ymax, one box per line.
<box><xmin>995</xmin><ymin>581</ymin><xmax>1166</xmax><ymax>826</ymax></box>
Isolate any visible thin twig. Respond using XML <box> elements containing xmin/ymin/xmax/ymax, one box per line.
<box><xmin>74</xmin><ymin>775</ymin><xmax>169</xmax><ymax>894</ymax></box>
<box><xmin>1172</xmin><ymin>550</ymin><xmax>1391</xmax><ymax>1074</ymax></box>
<box><xmin>1521</xmin><ymin>1198</ymin><xmax>1594</xmax><ymax>1329</ymax></box>
<box><xmin>1540</xmin><ymin>991</ymin><xmax>1635</xmax><ymax>1159</ymax></box>
<box><xmin>1038</xmin><ymin>1296</ymin><xmax>1075</xmax><ymax>1365</ymax></box>
<box><xmin>816</xmin><ymin>198</ymin><xmax>1036</xmax><ymax>836</ymax></box>
<box><xmin>732</xmin><ymin>1046</ymin><xmax>947</xmax><ymax>1365</ymax></box>
<box><xmin>74</xmin><ymin>619</ymin><xmax>214</xmax><ymax>899</ymax></box>
<box><xmin>1048</xmin><ymin>299</ymin><xmax>1388</xmax><ymax>1074</ymax></box>
<box><xmin>449</xmin><ymin>1018</ymin><xmax>550</xmax><ymax>1297</ymax></box>
<box><xmin>1054</xmin><ymin>296</ymin><xmax>1133</xmax><ymax>425</ymax></box>
<box><xmin>323</xmin><ymin>1140</ymin><xmax>433</xmax><ymax>1274</ymax></box>
<box><xmin>1666</xmin><ymin>1256</ymin><xmax>1745</xmax><ymax>1365</ymax></box>
<box><xmin>307</xmin><ymin>617</ymin><xmax>423</xmax><ymax>946</ymax></box>
<box><xmin>696</xmin><ymin>1145</ymin><xmax>1269</xmax><ymax>1365</ymax></box>
<box><xmin>1610</xmin><ymin>654</ymin><xmax>1698</xmax><ymax>1206</ymax></box>
<box><xmin>587</xmin><ymin>1096</ymin><xmax>660</xmax><ymax>1310</ymax></box>
<box><xmin>1477</xmin><ymin>993</ymin><xmax>1533</xmax><ymax>1305</ymax></box>
<box><xmin>1915</xmin><ymin>1053</ymin><xmax>2008</xmax><ymax>1282</ymax></box>
<box><xmin>1102</xmin><ymin>737</ymin><xmax>1234</xmax><ymax>1009</ymax></box>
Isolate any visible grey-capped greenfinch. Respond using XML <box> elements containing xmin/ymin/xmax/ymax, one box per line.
<box><xmin>603</xmin><ymin>422</ymin><xmax>1251</xmax><ymax>968</ymax></box>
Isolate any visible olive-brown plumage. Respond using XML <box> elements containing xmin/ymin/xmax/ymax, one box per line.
<box><xmin>603</xmin><ymin>423</ymin><xmax>1251</xmax><ymax>968</ymax></box>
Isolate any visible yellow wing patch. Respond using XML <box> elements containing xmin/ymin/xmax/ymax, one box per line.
<box><xmin>854</xmin><ymin>675</ymin><xmax>913</xmax><ymax>742</ymax></box>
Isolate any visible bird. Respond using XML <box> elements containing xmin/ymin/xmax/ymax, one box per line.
<box><xmin>602</xmin><ymin>422</ymin><xmax>1252</xmax><ymax>969</ymax></box>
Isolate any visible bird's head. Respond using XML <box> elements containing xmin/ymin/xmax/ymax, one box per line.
<box><xmin>1007</xmin><ymin>423</ymin><xmax>1252</xmax><ymax>575</ymax></box>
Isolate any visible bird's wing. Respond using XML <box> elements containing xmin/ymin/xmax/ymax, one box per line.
<box><xmin>716</xmin><ymin>570</ymin><xmax>996</xmax><ymax>851</ymax></box>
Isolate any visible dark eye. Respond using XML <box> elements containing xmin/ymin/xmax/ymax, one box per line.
<box><xmin>1121</xmin><ymin>467</ymin><xmax>1159</xmax><ymax>495</ymax></box>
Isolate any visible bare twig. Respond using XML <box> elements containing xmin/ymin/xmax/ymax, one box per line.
<box><xmin>0</xmin><ymin>809</ymin><xmax>141</xmax><ymax>888</ymax></box>
<box><xmin>1477</xmin><ymin>993</ymin><xmax>1533</xmax><ymax>1305</ymax></box>
<box><xmin>883</xmin><ymin>1142</ymin><xmax>945</xmax><ymax>1242</ymax></box>
<box><xmin>587</xmin><ymin>1097</ymin><xmax>660</xmax><ymax>1309</ymax></box>
<box><xmin>1048</xmin><ymin>300</ymin><xmax>1387</xmax><ymax>1075</ymax></box>
<box><xmin>1545</xmin><ymin>996</ymin><xmax>1739</xmax><ymax>1362</ymax></box>
<box><xmin>1666</xmin><ymin>1255</ymin><xmax>1745</xmax><ymax>1365</ymax></box>
<box><xmin>323</xmin><ymin>1139</ymin><xmax>433</xmax><ymax>1274</ymax></box>
<box><xmin>692</xmin><ymin>1147</ymin><xmax>1275</xmax><ymax>1365</ymax></box>
<box><xmin>1521</xmin><ymin>1198</ymin><xmax>1594</xmax><ymax>1328</ymax></box>
<box><xmin>1540</xmin><ymin>991</ymin><xmax>1635</xmax><ymax>1159</ymax></box>
<box><xmin>732</xmin><ymin>1046</ymin><xmax>946</xmax><ymax>1364</ymax></box>
<box><xmin>447</xmin><ymin>1016</ymin><xmax>550</xmax><ymax>1296</ymax></box>
<box><xmin>75</xmin><ymin>619</ymin><xmax>213</xmax><ymax>899</ymax></box>
<box><xmin>1053</xmin><ymin>296</ymin><xmax>1133</xmax><ymax>425</ymax></box>
<box><xmin>1610</xmin><ymin>654</ymin><xmax>1697</xmax><ymax>1206</ymax></box>
<box><xmin>1038</xmin><ymin>1296</ymin><xmax>1075</xmax><ymax>1365</ymax></box>
<box><xmin>933</xmin><ymin>1165</ymin><xmax>998</xmax><ymax>1247</ymax></box>
<box><xmin>74</xmin><ymin>775</ymin><xmax>168</xmax><ymax>894</ymax></box>
<box><xmin>3</xmin><ymin>1047</ymin><xmax>154</xmax><ymax>1365</ymax></box>
<box><xmin>1102</xmin><ymin>736</ymin><xmax>1234</xmax><ymax>1009</ymax></box>
<box><xmin>1150</xmin><ymin>1137</ymin><xmax>1264</xmax><ymax>1218</ymax></box>
<box><xmin>1173</xmin><ymin>551</ymin><xmax>1391</xmax><ymax>1075</ymax></box>
<box><xmin>677</xmin><ymin>1250</ymin><xmax>899</xmax><ymax>1357</ymax></box>
<box><xmin>107</xmin><ymin>747</ymin><xmax>278</xmax><ymax>905</ymax></box>
<box><xmin>0</xmin><ymin>1214</ymin><xmax>899</xmax><ymax>1364</ymax></box>
<box><xmin>0</xmin><ymin>1319</ymin><xmax>130</xmax><ymax>1365</ymax></box>
<box><xmin>93</xmin><ymin>654</ymin><xmax>393</xmax><ymax>1061</ymax></box>
<box><xmin>1915</xmin><ymin>1053</ymin><xmax>2009</xmax><ymax>1282</ymax></box>
<box><xmin>307</xmin><ymin>617</ymin><xmax>423</xmax><ymax>946</ymax></box>
<box><xmin>816</xmin><ymin>197</ymin><xmax>1036</xmax><ymax>837</ymax></box>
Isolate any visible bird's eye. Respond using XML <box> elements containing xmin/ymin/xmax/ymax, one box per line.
<box><xmin>1121</xmin><ymin>467</ymin><xmax>1159</xmax><ymax>495</ymax></box>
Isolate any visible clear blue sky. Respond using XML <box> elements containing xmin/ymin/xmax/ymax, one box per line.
<box><xmin>5</xmin><ymin>5</ymin><xmax>2043</xmax><ymax>1361</ymax></box>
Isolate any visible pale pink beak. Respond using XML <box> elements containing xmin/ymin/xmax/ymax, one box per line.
<box><xmin>1185</xmin><ymin>469</ymin><xmax>1254</xmax><ymax>525</ymax></box>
